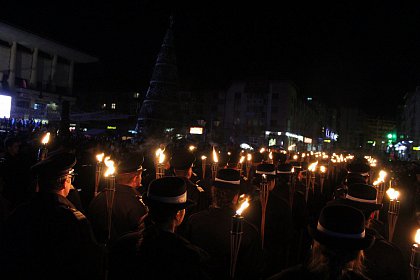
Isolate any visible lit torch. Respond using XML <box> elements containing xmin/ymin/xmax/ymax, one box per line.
<box><xmin>211</xmin><ymin>147</ymin><xmax>219</xmax><ymax>181</ymax></box>
<box><xmin>387</xmin><ymin>187</ymin><xmax>400</xmax><ymax>242</ymax></box>
<box><xmin>104</xmin><ymin>156</ymin><xmax>116</xmax><ymax>242</ymax></box>
<box><xmin>94</xmin><ymin>153</ymin><xmax>104</xmax><ymax>196</ymax></box>
<box><xmin>246</xmin><ymin>153</ymin><xmax>252</xmax><ymax>179</ymax></box>
<box><xmin>201</xmin><ymin>155</ymin><xmax>207</xmax><ymax>180</ymax></box>
<box><xmin>268</xmin><ymin>151</ymin><xmax>273</xmax><ymax>164</ymax></box>
<box><xmin>260</xmin><ymin>174</ymin><xmax>270</xmax><ymax>248</ymax></box>
<box><xmin>306</xmin><ymin>161</ymin><xmax>318</xmax><ymax>201</ymax></box>
<box><xmin>320</xmin><ymin>165</ymin><xmax>327</xmax><ymax>194</ymax></box>
<box><xmin>156</xmin><ymin>148</ymin><xmax>166</xmax><ymax>179</ymax></box>
<box><xmin>237</xmin><ymin>155</ymin><xmax>245</xmax><ymax>177</ymax></box>
<box><xmin>410</xmin><ymin>229</ymin><xmax>420</xmax><ymax>280</ymax></box>
<box><xmin>373</xmin><ymin>170</ymin><xmax>387</xmax><ymax>219</ymax></box>
<box><xmin>230</xmin><ymin>197</ymin><xmax>249</xmax><ymax>279</ymax></box>
<box><xmin>37</xmin><ymin>132</ymin><xmax>51</xmax><ymax>161</ymax></box>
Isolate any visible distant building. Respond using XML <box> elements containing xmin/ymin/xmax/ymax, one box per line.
<box><xmin>0</xmin><ymin>21</ymin><xmax>97</xmax><ymax>122</ymax></box>
<box><xmin>363</xmin><ymin>117</ymin><xmax>396</xmax><ymax>152</ymax></box>
<box><xmin>337</xmin><ymin>107</ymin><xmax>365</xmax><ymax>151</ymax></box>
<box><xmin>218</xmin><ymin>79</ymin><xmax>326</xmax><ymax>150</ymax></box>
<box><xmin>400</xmin><ymin>87</ymin><xmax>420</xmax><ymax>160</ymax></box>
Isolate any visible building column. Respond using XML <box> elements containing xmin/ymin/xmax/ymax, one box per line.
<box><xmin>68</xmin><ymin>60</ymin><xmax>74</xmax><ymax>94</ymax></box>
<box><xmin>7</xmin><ymin>41</ymin><xmax>17</xmax><ymax>91</ymax></box>
<box><xmin>29</xmin><ymin>47</ymin><xmax>38</xmax><ymax>88</ymax></box>
<box><xmin>50</xmin><ymin>54</ymin><xmax>57</xmax><ymax>92</ymax></box>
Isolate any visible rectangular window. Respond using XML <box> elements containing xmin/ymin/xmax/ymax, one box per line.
<box><xmin>111</xmin><ymin>103</ymin><xmax>116</xmax><ymax>109</ymax></box>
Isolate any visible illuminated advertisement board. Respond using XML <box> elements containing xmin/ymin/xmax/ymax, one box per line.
<box><xmin>0</xmin><ymin>95</ymin><xmax>11</xmax><ymax>118</ymax></box>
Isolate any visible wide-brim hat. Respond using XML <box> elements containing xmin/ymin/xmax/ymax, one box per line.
<box><xmin>214</xmin><ymin>168</ymin><xmax>241</xmax><ymax>190</ymax></box>
<box><xmin>308</xmin><ymin>204</ymin><xmax>375</xmax><ymax>250</ymax></box>
<box><xmin>277</xmin><ymin>163</ymin><xmax>293</xmax><ymax>175</ymax></box>
<box><xmin>255</xmin><ymin>163</ymin><xmax>276</xmax><ymax>178</ymax></box>
<box><xmin>347</xmin><ymin>161</ymin><xmax>371</xmax><ymax>176</ymax></box>
<box><xmin>143</xmin><ymin>177</ymin><xmax>195</xmax><ymax>210</ymax></box>
<box><xmin>333</xmin><ymin>183</ymin><xmax>382</xmax><ymax>212</ymax></box>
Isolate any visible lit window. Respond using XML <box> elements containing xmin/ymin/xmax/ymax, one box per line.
<box><xmin>111</xmin><ymin>103</ymin><xmax>116</xmax><ymax>109</ymax></box>
<box><xmin>102</xmin><ymin>103</ymin><xmax>106</xmax><ymax>109</ymax></box>
<box><xmin>134</xmin><ymin>92</ymin><xmax>140</xmax><ymax>98</ymax></box>
<box><xmin>307</xmin><ymin>97</ymin><xmax>312</xmax><ymax>101</ymax></box>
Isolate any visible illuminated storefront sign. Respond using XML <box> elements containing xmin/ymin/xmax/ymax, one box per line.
<box><xmin>189</xmin><ymin>127</ymin><xmax>203</xmax><ymax>135</ymax></box>
<box><xmin>325</xmin><ymin>128</ymin><xmax>338</xmax><ymax>141</ymax></box>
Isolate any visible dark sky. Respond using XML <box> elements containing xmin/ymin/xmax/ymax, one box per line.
<box><xmin>2</xmin><ymin>1</ymin><xmax>420</xmax><ymax>118</ymax></box>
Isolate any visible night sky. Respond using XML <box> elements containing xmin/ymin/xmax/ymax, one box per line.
<box><xmin>2</xmin><ymin>1</ymin><xmax>420</xmax><ymax>118</ymax></box>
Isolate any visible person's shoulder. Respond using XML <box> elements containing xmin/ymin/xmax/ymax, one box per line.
<box><xmin>174</xmin><ymin>233</ymin><xmax>210</xmax><ymax>260</ymax></box>
<box><xmin>266</xmin><ymin>264</ymin><xmax>306</xmax><ymax>280</ymax></box>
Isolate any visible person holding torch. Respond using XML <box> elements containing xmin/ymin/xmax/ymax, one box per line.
<box><xmin>1</xmin><ymin>151</ymin><xmax>104</xmax><ymax>279</ymax></box>
<box><xmin>245</xmin><ymin>163</ymin><xmax>293</xmax><ymax>277</ymax></box>
<box><xmin>328</xmin><ymin>183</ymin><xmax>408</xmax><ymax>280</ymax></box>
<box><xmin>185</xmin><ymin>168</ymin><xmax>263</xmax><ymax>279</ymax></box>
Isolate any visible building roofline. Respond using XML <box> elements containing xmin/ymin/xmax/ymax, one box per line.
<box><xmin>0</xmin><ymin>21</ymin><xmax>98</xmax><ymax>63</ymax></box>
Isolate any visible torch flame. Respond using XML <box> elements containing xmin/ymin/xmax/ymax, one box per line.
<box><xmin>158</xmin><ymin>151</ymin><xmax>165</xmax><ymax>164</ymax></box>
<box><xmin>212</xmin><ymin>147</ymin><xmax>218</xmax><ymax>163</ymax></box>
<box><xmin>415</xmin><ymin>229</ymin><xmax>420</xmax><ymax>244</ymax></box>
<box><xmin>386</xmin><ymin>188</ymin><xmax>400</xmax><ymax>200</ymax></box>
<box><xmin>320</xmin><ymin>166</ymin><xmax>326</xmax><ymax>173</ymax></box>
<box><xmin>293</xmin><ymin>155</ymin><xmax>298</xmax><ymax>160</ymax></box>
<box><xmin>104</xmin><ymin>156</ymin><xmax>115</xmax><ymax>177</ymax></box>
<box><xmin>201</xmin><ymin>155</ymin><xmax>207</xmax><ymax>160</ymax></box>
<box><xmin>288</xmin><ymin>144</ymin><xmax>296</xmax><ymax>151</ymax></box>
<box><xmin>302</xmin><ymin>153</ymin><xmax>306</xmax><ymax>158</ymax></box>
<box><xmin>260</xmin><ymin>148</ymin><xmax>265</xmax><ymax>153</ymax></box>
<box><xmin>96</xmin><ymin>153</ymin><xmax>104</xmax><ymax>163</ymax></box>
<box><xmin>155</xmin><ymin>148</ymin><xmax>163</xmax><ymax>158</ymax></box>
<box><xmin>189</xmin><ymin>145</ymin><xmax>196</xmax><ymax>151</ymax></box>
<box><xmin>269</xmin><ymin>151</ymin><xmax>273</xmax><ymax>160</ymax></box>
<box><xmin>379</xmin><ymin>170</ymin><xmax>387</xmax><ymax>180</ymax></box>
<box><xmin>236</xmin><ymin>198</ymin><xmax>250</xmax><ymax>215</ymax></box>
<box><xmin>247</xmin><ymin>153</ymin><xmax>252</xmax><ymax>162</ymax></box>
<box><xmin>239</xmin><ymin>156</ymin><xmax>245</xmax><ymax>164</ymax></box>
<box><xmin>41</xmin><ymin>132</ymin><xmax>50</xmax><ymax>144</ymax></box>
<box><xmin>308</xmin><ymin>161</ymin><xmax>318</xmax><ymax>172</ymax></box>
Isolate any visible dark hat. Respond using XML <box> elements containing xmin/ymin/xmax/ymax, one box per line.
<box><xmin>170</xmin><ymin>149</ymin><xmax>196</xmax><ymax>170</ymax></box>
<box><xmin>255</xmin><ymin>163</ymin><xmax>276</xmax><ymax>179</ymax></box>
<box><xmin>224</xmin><ymin>152</ymin><xmax>240</xmax><ymax>168</ymax></box>
<box><xmin>277</xmin><ymin>163</ymin><xmax>293</xmax><ymax>174</ymax></box>
<box><xmin>338</xmin><ymin>183</ymin><xmax>382</xmax><ymax>212</ymax></box>
<box><xmin>144</xmin><ymin>176</ymin><xmax>194</xmax><ymax>210</ymax></box>
<box><xmin>346</xmin><ymin>173</ymin><xmax>367</xmax><ymax>185</ymax></box>
<box><xmin>31</xmin><ymin>151</ymin><xmax>76</xmax><ymax>180</ymax></box>
<box><xmin>347</xmin><ymin>161</ymin><xmax>370</xmax><ymax>176</ymax></box>
<box><xmin>118</xmin><ymin>152</ymin><xmax>144</xmax><ymax>174</ymax></box>
<box><xmin>214</xmin><ymin>168</ymin><xmax>241</xmax><ymax>190</ymax></box>
<box><xmin>308</xmin><ymin>204</ymin><xmax>375</xmax><ymax>250</ymax></box>
<box><xmin>275</xmin><ymin>152</ymin><xmax>288</xmax><ymax>164</ymax></box>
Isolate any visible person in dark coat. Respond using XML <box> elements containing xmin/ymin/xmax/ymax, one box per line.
<box><xmin>268</xmin><ymin>204</ymin><xmax>375</xmax><ymax>280</ymax></box>
<box><xmin>108</xmin><ymin>176</ymin><xmax>210</xmax><ymax>280</ymax></box>
<box><xmin>170</xmin><ymin>147</ymin><xmax>210</xmax><ymax>234</ymax></box>
<box><xmin>88</xmin><ymin>153</ymin><xmax>148</xmax><ymax>244</ymax></box>
<box><xmin>0</xmin><ymin>151</ymin><xmax>104</xmax><ymax>280</ymax></box>
<box><xmin>185</xmin><ymin>168</ymin><xmax>264</xmax><ymax>280</ymax></box>
<box><xmin>244</xmin><ymin>163</ymin><xmax>293</xmax><ymax>277</ymax></box>
<box><xmin>328</xmin><ymin>183</ymin><xmax>409</xmax><ymax>280</ymax></box>
<box><xmin>0</xmin><ymin>136</ymin><xmax>33</xmax><ymax>209</ymax></box>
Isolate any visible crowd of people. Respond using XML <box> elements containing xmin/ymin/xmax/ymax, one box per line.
<box><xmin>0</xmin><ymin>128</ymin><xmax>419</xmax><ymax>279</ymax></box>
